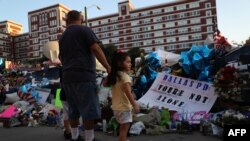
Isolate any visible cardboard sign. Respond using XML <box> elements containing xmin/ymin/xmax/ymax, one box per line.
<box><xmin>138</xmin><ymin>72</ymin><xmax>217</xmax><ymax>123</ymax></box>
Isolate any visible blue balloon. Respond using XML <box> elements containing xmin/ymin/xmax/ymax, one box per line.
<box><xmin>188</xmin><ymin>45</ymin><xmax>201</xmax><ymax>56</ymax></box>
<box><xmin>140</xmin><ymin>75</ymin><xmax>147</xmax><ymax>85</ymax></box>
<box><xmin>180</xmin><ymin>52</ymin><xmax>192</xmax><ymax>74</ymax></box>
<box><xmin>193</xmin><ymin>52</ymin><xmax>204</xmax><ymax>70</ymax></box>
<box><xmin>20</xmin><ymin>83</ymin><xmax>32</xmax><ymax>93</ymax></box>
<box><xmin>198</xmin><ymin>66</ymin><xmax>212</xmax><ymax>81</ymax></box>
<box><xmin>31</xmin><ymin>89</ymin><xmax>41</xmax><ymax>101</ymax></box>
<box><xmin>200</xmin><ymin>45</ymin><xmax>214</xmax><ymax>60</ymax></box>
<box><xmin>147</xmin><ymin>52</ymin><xmax>161</xmax><ymax>69</ymax></box>
<box><xmin>147</xmin><ymin>67</ymin><xmax>158</xmax><ymax>82</ymax></box>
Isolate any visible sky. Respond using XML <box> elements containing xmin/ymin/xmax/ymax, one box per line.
<box><xmin>0</xmin><ymin>0</ymin><xmax>249</xmax><ymax>43</ymax></box>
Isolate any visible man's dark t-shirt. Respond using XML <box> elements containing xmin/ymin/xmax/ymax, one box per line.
<box><xmin>59</xmin><ymin>25</ymin><xmax>100</xmax><ymax>84</ymax></box>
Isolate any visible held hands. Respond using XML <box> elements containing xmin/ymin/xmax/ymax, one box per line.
<box><xmin>106</xmin><ymin>66</ymin><xmax>111</xmax><ymax>74</ymax></box>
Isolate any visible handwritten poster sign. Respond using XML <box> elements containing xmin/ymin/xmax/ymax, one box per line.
<box><xmin>138</xmin><ymin>72</ymin><xmax>217</xmax><ymax>123</ymax></box>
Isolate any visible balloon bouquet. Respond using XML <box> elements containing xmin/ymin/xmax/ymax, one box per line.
<box><xmin>133</xmin><ymin>52</ymin><xmax>160</xmax><ymax>99</ymax></box>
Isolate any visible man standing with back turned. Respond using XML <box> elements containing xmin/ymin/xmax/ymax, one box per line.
<box><xmin>59</xmin><ymin>10</ymin><xmax>111</xmax><ymax>141</ymax></box>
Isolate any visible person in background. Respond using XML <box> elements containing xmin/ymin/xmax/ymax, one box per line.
<box><xmin>107</xmin><ymin>52</ymin><xmax>140</xmax><ymax>141</ymax></box>
<box><xmin>59</xmin><ymin>10</ymin><xmax>111</xmax><ymax>141</ymax></box>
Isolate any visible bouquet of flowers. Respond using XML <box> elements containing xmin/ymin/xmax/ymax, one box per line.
<box><xmin>213</xmin><ymin>66</ymin><xmax>243</xmax><ymax>100</ymax></box>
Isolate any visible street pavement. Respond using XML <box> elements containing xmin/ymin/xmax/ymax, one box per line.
<box><xmin>0</xmin><ymin>126</ymin><xmax>221</xmax><ymax>141</ymax></box>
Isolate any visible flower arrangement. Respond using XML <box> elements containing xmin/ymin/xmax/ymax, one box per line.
<box><xmin>213</xmin><ymin>66</ymin><xmax>243</xmax><ymax>100</ymax></box>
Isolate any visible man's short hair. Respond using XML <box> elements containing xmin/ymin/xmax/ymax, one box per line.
<box><xmin>66</xmin><ymin>10</ymin><xmax>82</xmax><ymax>23</ymax></box>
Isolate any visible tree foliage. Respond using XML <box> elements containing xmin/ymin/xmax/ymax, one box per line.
<box><xmin>245</xmin><ymin>37</ymin><xmax>250</xmax><ymax>45</ymax></box>
<box><xmin>127</xmin><ymin>47</ymin><xmax>142</xmax><ymax>68</ymax></box>
<box><xmin>99</xmin><ymin>43</ymin><xmax>117</xmax><ymax>65</ymax></box>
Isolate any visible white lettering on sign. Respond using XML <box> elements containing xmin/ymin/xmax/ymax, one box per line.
<box><xmin>228</xmin><ymin>129</ymin><xmax>246</xmax><ymax>136</ymax></box>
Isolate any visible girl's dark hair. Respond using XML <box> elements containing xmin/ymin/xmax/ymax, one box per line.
<box><xmin>106</xmin><ymin>52</ymin><xmax>129</xmax><ymax>86</ymax></box>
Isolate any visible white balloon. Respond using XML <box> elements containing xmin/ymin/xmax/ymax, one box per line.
<box><xmin>43</xmin><ymin>41</ymin><xmax>59</xmax><ymax>62</ymax></box>
<box><xmin>43</xmin><ymin>41</ymin><xmax>106</xmax><ymax>71</ymax></box>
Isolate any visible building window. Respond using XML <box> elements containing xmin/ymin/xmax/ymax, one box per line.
<box><xmin>178</xmin><ymin>28</ymin><xmax>188</xmax><ymax>33</ymax></box>
<box><xmin>50</xmin><ymin>28</ymin><xmax>57</xmax><ymax>34</ymax></box>
<box><xmin>141</xmin><ymin>11</ymin><xmax>149</xmax><ymax>17</ymax></box>
<box><xmin>190</xmin><ymin>18</ymin><xmax>200</xmax><ymax>24</ymax></box>
<box><xmin>112</xmin><ymin>31</ymin><xmax>119</xmax><ymax>36</ymax></box>
<box><xmin>33</xmin><ymin>51</ymin><xmax>39</xmax><ymax>57</ymax></box>
<box><xmin>207</xmin><ymin>26</ymin><xmax>213</xmax><ymax>32</ymax></box>
<box><xmin>154</xmin><ymin>24</ymin><xmax>162</xmax><ymax>30</ymax></box>
<box><xmin>189</xmin><ymin>2</ymin><xmax>199</xmax><ymax>8</ymax></box>
<box><xmin>40</xmin><ymin>33</ymin><xmax>49</xmax><ymax>39</ymax></box>
<box><xmin>191</xmin><ymin>34</ymin><xmax>202</xmax><ymax>40</ymax></box>
<box><xmin>111</xmin><ymin>38</ymin><xmax>119</xmax><ymax>43</ymax></box>
<box><xmin>166</xmin><ymin>29</ymin><xmax>175</xmax><ymax>35</ymax></box>
<box><xmin>206</xmin><ymin>10</ymin><xmax>212</xmax><ymax>16</ymax></box>
<box><xmin>167</xmin><ymin>22</ymin><xmax>175</xmax><ymax>28</ymax></box>
<box><xmin>141</xmin><ymin>18</ymin><xmax>151</xmax><ymax>24</ymax></box>
<box><xmin>191</xmin><ymin>26</ymin><xmax>201</xmax><ymax>32</ymax></box>
<box><xmin>179</xmin><ymin>36</ymin><xmax>188</xmax><ymax>41</ymax></box>
<box><xmin>131</xmin><ymin>27</ymin><xmax>139</xmax><ymax>33</ymax></box>
<box><xmin>176</xmin><ymin>4</ymin><xmax>186</xmax><ymax>11</ymax></box>
<box><xmin>50</xmin><ymin>11</ymin><xmax>57</xmax><ymax>18</ymax></box>
<box><xmin>132</xmin><ymin>42</ymin><xmax>141</xmax><ymax>47</ymax></box>
<box><xmin>130</xmin><ymin>13</ymin><xmax>138</xmax><ymax>19</ymax></box>
<box><xmin>167</xmin><ymin>37</ymin><xmax>176</xmax><ymax>43</ymax></box>
<box><xmin>165</xmin><ymin>7</ymin><xmax>174</xmax><ymax>12</ymax></box>
<box><xmin>154</xmin><ymin>31</ymin><xmax>163</xmax><ymax>37</ymax></box>
<box><xmin>33</xmin><ymin>46</ymin><xmax>39</xmax><ymax>50</ymax></box>
<box><xmin>154</xmin><ymin>17</ymin><xmax>162</xmax><ymax>22</ymax></box>
<box><xmin>205</xmin><ymin>3</ymin><xmax>211</xmax><ymax>8</ymax></box>
<box><xmin>155</xmin><ymin>39</ymin><xmax>163</xmax><ymax>44</ymax></box>
<box><xmin>50</xmin><ymin>35</ymin><xmax>58</xmax><ymax>40</ymax></box>
<box><xmin>132</xmin><ymin>34</ymin><xmax>140</xmax><ymax>40</ymax></box>
<box><xmin>131</xmin><ymin>21</ymin><xmax>139</xmax><ymax>26</ymax></box>
<box><xmin>166</xmin><ymin>45</ymin><xmax>176</xmax><ymax>50</ymax></box>
<box><xmin>102</xmin><ymin>39</ymin><xmax>109</xmax><ymax>44</ymax></box>
<box><xmin>33</xmin><ymin>38</ymin><xmax>39</xmax><ymax>44</ymax></box>
<box><xmin>206</xmin><ymin>18</ymin><xmax>212</xmax><ymax>24</ymax></box>
<box><xmin>178</xmin><ymin>20</ymin><xmax>187</xmax><ymax>26</ymax></box>
<box><xmin>141</xmin><ymin>26</ymin><xmax>149</xmax><ymax>32</ymax></box>
<box><xmin>101</xmin><ymin>19</ymin><xmax>108</xmax><ymax>24</ymax></box>
<box><xmin>31</xmin><ymin>16</ymin><xmax>37</xmax><ymax>22</ymax></box>
<box><xmin>50</xmin><ymin>20</ymin><xmax>57</xmax><ymax>26</ymax></box>
<box><xmin>31</xmin><ymin>24</ymin><xmax>38</xmax><ymax>31</ymax></box>
<box><xmin>153</xmin><ymin>9</ymin><xmax>161</xmax><ymax>14</ymax></box>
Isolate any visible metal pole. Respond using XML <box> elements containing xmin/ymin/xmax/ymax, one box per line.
<box><xmin>84</xmin><ymin>6</ymin><xmax>88</xmax><ymax>26</ymax></box>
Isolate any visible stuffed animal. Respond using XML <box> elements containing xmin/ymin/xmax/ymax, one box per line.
<box><xmin>28</xmin><ymin>110</ymin><xmax>39</xmax><ymax>127</ymax></box>
<box><xmin>47</xmin><ymin>109</ymin><xmax>57</xmax><ymax>126</ymax></box>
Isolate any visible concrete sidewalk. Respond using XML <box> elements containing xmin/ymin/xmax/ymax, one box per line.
<box><xmin>0</xmin><ymin>126</ymin><xmax>221</xmax><ymax>141</ymax></box>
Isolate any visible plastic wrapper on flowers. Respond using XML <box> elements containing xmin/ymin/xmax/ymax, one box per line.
<box><xmin>179</xmin><ymin>45</ymin><xmax>214</xmax><ymax>82</ymax></box>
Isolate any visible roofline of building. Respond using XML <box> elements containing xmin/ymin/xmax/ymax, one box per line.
<box><xmin>89</xmin><ymin>0</ymin><xmax>189</xmax><ymax>21</ymax></box>
<box><xmin>28</xmin><ymin>3</ymin><xmax>71</xmax><ymax>14</ymax></box>
<box><xmin>12</xmin><ymin>32</ymin><xmax>29</xmax><ymax>37</ymax></box>
<box><xmin>0</xmin><ymin>20</ymin><xmax>23</xmax><ymax>26</ymax></box>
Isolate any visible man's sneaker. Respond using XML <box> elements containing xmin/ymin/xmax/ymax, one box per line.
<box><xmin>70</xmin><ymin>135</ymin><xmax>84</xmax><ymax>141</ymax></box>
<box><xmin>64</xmin><ymin>131</ymin><xmax>72</xmax><ymax>140</ymax></box>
